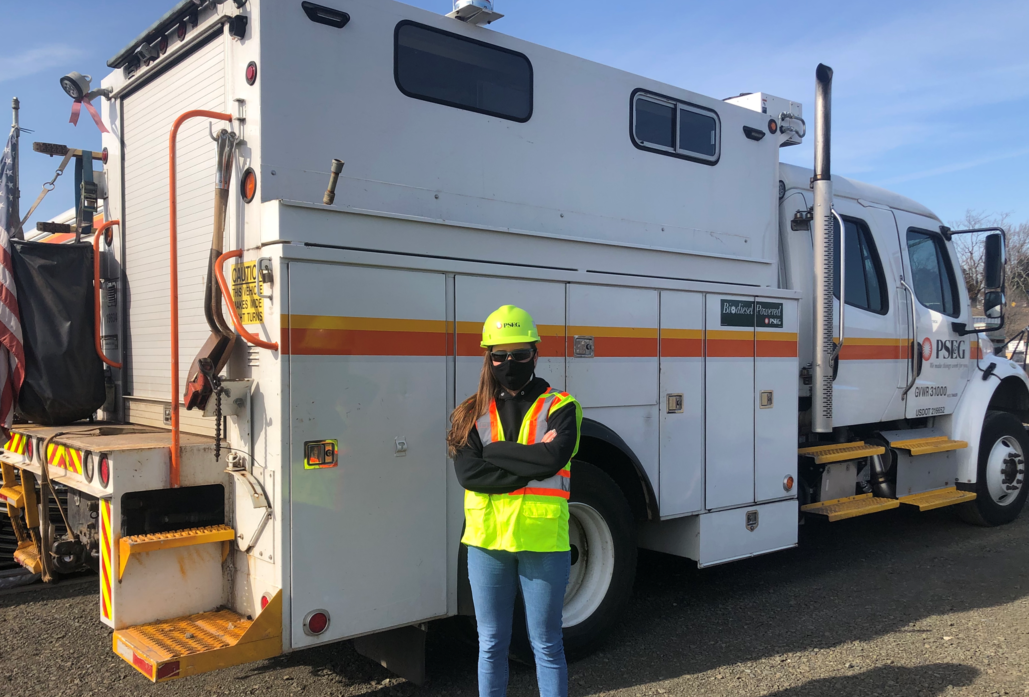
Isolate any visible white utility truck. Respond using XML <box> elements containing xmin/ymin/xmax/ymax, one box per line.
<box><xmin>2</xmin><ymin>0</ymin><xmax>1025</xmax><ymax>684</ymax></box>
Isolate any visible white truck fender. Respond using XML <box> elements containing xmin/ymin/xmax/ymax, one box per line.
<box><xmin>938</xmin><ymin>354</ymin><xmax>1029</xmax><ymax>485</ymax></box>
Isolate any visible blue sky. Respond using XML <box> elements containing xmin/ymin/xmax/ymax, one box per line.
<box><xmin>2</xmin><ymin>0</ymin><xmax>1026</xmax><ymax>227</ymax></box>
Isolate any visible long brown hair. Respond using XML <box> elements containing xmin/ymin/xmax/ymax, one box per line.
<box><xmin>447</xmin><ymin>352</ymin><xmax>499</xmax><ymax>456</ymax></box>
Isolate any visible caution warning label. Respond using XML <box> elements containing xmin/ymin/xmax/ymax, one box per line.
<box><xmin>231</xmin><ymin>261</ymin><xmax>264</xmax><ymax>325</ymax></box>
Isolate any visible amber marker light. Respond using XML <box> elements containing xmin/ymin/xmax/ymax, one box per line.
<box><xmin>783</xmin><ymin>475</ymin><xmax>795</xmax><ymax>492</ymax></box>
<box><xmin>241</xmin><ymin>167</ymin><xmax>257</xmax><ymax>203</ymax></box>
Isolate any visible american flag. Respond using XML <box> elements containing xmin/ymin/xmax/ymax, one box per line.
<box><xmin>0</xmin><ymin>131</ymin><xmax>25</xmax><ymax>437</ymax></box>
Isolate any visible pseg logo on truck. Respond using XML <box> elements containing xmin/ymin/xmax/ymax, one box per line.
<box><xmin>923</xmin><ymin>338</ymin><xmax>966</xmax><ymax>361</ymax></box>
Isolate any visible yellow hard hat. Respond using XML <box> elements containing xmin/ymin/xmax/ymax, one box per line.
<box><xmin>481</xmin><ymin>305</ymin><xmax>541</xmax><ymax>348</ymax></box>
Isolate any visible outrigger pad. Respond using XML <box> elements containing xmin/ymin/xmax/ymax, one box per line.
<box><xmin>11</xmin><ymin>241</ymin><xmax>106</xmax><ymax>425</ymax></box>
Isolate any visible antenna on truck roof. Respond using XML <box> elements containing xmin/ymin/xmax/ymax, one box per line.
<box><xmin>447</xmin><ymin>0</ymin><xmax>504</xmax><ymax>26</ymax></box>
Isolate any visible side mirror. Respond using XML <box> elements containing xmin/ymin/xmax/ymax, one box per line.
<box><xmin>984</xmin><ymin>290</ymin><xmax>1005</xmax><ymax>319</ymax></box>
<box><xmin>985</xmin><ymin>233</ymin><xmax>1005</xmax><ymax>290</ymax></box>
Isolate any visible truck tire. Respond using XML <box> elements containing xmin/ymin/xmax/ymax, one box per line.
<box><xmin>510</xmin><ymin>460</ymin><xmax>637</xmax><ymax>662</ymax></box>
<box><xmin>958</xmin><ymin>411</ymin><xmax>1029</xmax><ymax>527</ymax></box>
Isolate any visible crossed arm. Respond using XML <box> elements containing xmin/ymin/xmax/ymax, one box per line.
<box><xmin>453</xmin><ymin>405</ymin><xmax>579</xmax><ymax>494</ymax></box>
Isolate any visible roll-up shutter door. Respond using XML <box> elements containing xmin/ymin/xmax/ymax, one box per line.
<box><xmin>122</xmin><ymin>34</ymin><xmax>225</xmax><ymax>411</ymax></box>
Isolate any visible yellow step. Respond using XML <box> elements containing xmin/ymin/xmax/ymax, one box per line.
<box><xmin>0</xmin><ymin>485</ymin><xmax>23</xmax><ymax>508</ymax></box>
<box><xmin>890</xmin><ymin>436</ymin><xmax>967</xmax><ymax>456</ymax></box>
<box><xmin>113</xmin><ymin>591</ymin><xmax>282</xmax><ymax>683</ymax></box>
<box><xmin>13</xmin><ymin>541</ymin><xmax>42</xmax><ymax>574</ymax></box>
<box><xmin>899</xmin><ymin>486</ymin><xmax>976</xmax><ymax>511</ymax></box>
<box><xmin>801</xmin><ymin>493</ymin><xmax>900</xmax><ymax>522</ymax></box>
<box><xmin>797</xmin><ymin>442</ymin><xmax>886</xmax><ymax>465</ymax></box>
<box><xmin>118</xmin><ymin>524</ymin><xmax>235</xmax><ymax>580</ymax></box>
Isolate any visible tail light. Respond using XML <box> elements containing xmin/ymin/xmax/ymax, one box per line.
<box><xmin>99</xmin><ymin>454</ymin><xmax>111</xmax><ymax>487</ymax></box>
<box><xmin>83</xmin><ymin>453</ymin><xmax>95</xmax><ymax>483</ymax></box>
<box><xmin>25</xmin><ymin>438</ymin><xmax>33</xmax><ymax>462</ymax></box>
<box><xmin>260</xmin><ymin>592</ymin><xmax>272</xmax><ymax>611</ymax></box>
<box><xmin>303</xmin><ymin>610</ymin><xmax>329</xmax><ymax>636</ymax></box>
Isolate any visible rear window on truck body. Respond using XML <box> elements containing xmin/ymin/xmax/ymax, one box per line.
<box><xmin>394</xmin><ymin>21</ymin><xmax>533</xmax><ymax>122</ymax></box>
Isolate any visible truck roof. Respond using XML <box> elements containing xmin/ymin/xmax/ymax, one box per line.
<box><xmin>780</xmin><ymin>163</ymin><xmax>939</xmax><ymax>222</ymax></box>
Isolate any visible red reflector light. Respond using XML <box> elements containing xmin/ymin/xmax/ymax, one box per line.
<box><xmin>159</xmin><ymin>37</ymin><xmax>168</xmax><ymax>55</ymax></box>
<box><xmin>260</xmin><ymin>594</ymin><xmax>270</xmax><ymax>610</ymax></box>
<box><xmin>132</xmin><ymin>651</ymin><xmax>154</xmax><ymax>678</ymax></box>
<box><xmin>177</xmin><ymin>23</ymin><xmax>187</xmax><ymax>40</ymax></box>
<box><xmin>25</xmin><ymin>438</ymin><xmax>33</xmax><ymax>461</ymax></box>
<box><xmin>245</xmin><ymin>61</ymin><xmax>258</xmax><ymax>86</ymax></box>
<box><xmin>156</xmin><ymin>661</ymin><xmax>180</xmax><ymax>680</ymax></box>
<box><xmin>305</xmin><ymin>610</ymin><xmax>329</xmax><ymax>635</ymax></box>
<box><xmin>101</xmin><ymin>147</ymin><xmax>109</xmax><ymax>165</ymax></box>
<box><xmin>99</xmin><ymin>455</ymin><xmax>111</xmax><ymax>487</ymax></box>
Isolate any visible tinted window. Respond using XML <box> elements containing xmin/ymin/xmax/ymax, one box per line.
<box><xmin>833</xmin><ymin>218</ymin><xmax>888</xmax><ymax>314</ymax></box>
<box><xmin>395</xmin><ymin>22</ymin><xmax>532</xmax><ymax>122</ymax></box>
<box><xmin>679</xmin><ymin>107</ymin><xmax>717</xmax><ymax>157</ymax></box>
<box><xmin>632</xmin><ymin>90</ymin><xmax>720</xmax><ymax>165</ymax></box>
<box><xmin>634</xmin><ymin>98</ymin><xmax>675</xmax><ymax>150</ymax></box>
<box><xmin>907</xmin><ymin>229</ymin><xmax>958</xmax><ymax>316</ymax></box>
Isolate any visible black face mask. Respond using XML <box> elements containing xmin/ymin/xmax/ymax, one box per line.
<box><xmin>491</xmin><ymin>358</ymin><xmax>535</xmax><ymax>392</ymax></box>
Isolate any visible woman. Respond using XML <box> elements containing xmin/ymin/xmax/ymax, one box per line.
<box><xmin>448</xmin><ymin>305</ymin><xmax>582</xmax><ymax>697</ymax></box>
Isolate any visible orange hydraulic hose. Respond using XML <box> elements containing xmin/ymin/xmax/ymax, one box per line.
<box><xmin>169</xmin><ymin>110</ymin><xmax>232</xmax><ymax>489</ymax></box>
<box><xmin>215</xmin><ymin>250</ymin><xmax>280</xmax><ymax>352</ymax></box>
<box><xmin>92</xmin><ymin>220</ymin><xmax>122</xmax><ymax>369</ymax></box>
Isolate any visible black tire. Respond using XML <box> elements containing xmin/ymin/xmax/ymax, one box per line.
<box><xmin>511</xmin><ymin>460</ymin><xmax>637</xmax><ymax>662</ymax></box>
<box><xmin>958</xmin><ymin>411</ymin><xmax>1029</xmax><ymax>527</ymax></box>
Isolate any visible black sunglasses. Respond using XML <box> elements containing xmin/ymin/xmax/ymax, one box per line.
<box><xmin>490</xmin><ymin>348</ymin><xmax>536</xmax><ymax>363</ymax></box>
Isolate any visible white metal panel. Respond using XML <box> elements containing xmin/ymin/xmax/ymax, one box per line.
<box><xmin>567</xmin><ymin>285</ymin><xmax>658</xmax><ymax>408</ymax></box>
<box><xmin>122</xmin><ymin>34</ymin><xmax>225</xmax><ymax>399</ymax></box>
<box><xmin>582</xmin><ymin>405</ymin><xmax>659</xmax><ymax>501</ymax></box>
<box><xmin>705</xmin><ymin>294</ymin><xmax>755</xmax><ymax>510</ymax></box>
<box><xmin>287</xmin><ymin>263</ymin><xmax>447</xmax><ymax>646</ymax></box>
<box><xmin>659</xmin><ymin>291</ymin><xmax>704</xmax><ymax>517</ymax></box>
<box><xmin>754</xmin><ymin>297</ymin><xmax>799</xmax><ymax>502</ymax></box>
<box><xmin>696</xmin><ymin>500</ymin><xmax>797</xmax><ymax>567</ymax></box>
<box><xmin>455</xmin><ymin>276</ymin><xmax>565</xmax><ymax>405</ymax></box>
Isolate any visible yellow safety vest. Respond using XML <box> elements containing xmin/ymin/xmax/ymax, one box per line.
<box><xmin>462</xmin><ymin>389</ymin><xmax>582</xmax><ymax>553</ymax></box>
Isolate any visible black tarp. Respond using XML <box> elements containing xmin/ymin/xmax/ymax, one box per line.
<box><xmin>11</xmin><ymin>241</ymin><xmax>105</xmax><ymax>425</ymax></box>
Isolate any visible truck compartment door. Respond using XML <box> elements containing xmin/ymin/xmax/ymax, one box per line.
<box><xmin>755</xmin><ymin>297</ymin><xmax>800</xmax><ymax>502</ymax></box>
<box><xmin>659</xmin><ymin>291</ymin><xmax>704</xmax><ymax>517</ymax></box>
<box><xmin>287</xmin><ymin>264</ymin><xmax>448</xmax><ymax>647</ymax></box>
<box><xmin>705</xmin><ymin>294</ymin><xmax>755</xmax><ymax>510</ymax></box>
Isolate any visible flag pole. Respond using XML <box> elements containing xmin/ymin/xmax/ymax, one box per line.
<box><xmin>10</xmin><ymin>98</ymin><xmax>20</xmax><ymax>239</ymax></box>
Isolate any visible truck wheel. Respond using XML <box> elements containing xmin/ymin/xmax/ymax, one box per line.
<box><xmin>508</xmin><ymin>460</ymin><xmax>637</xmax><ymax>663</ymax></box>
<box><xmin>561</xmin><ymin>460</ymin><xmax>637</xmax><ymax>660</ymax></box>
<box><xmin>958</xmin><ymin>411</ymin><xmax>1029</xmax><ymax>527</ymax></box>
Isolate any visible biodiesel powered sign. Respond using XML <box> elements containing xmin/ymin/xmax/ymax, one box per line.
<box><xmin>720</xmin><ymin>300</ymin><xmax>784</xmax><ymax>328</ymax></box>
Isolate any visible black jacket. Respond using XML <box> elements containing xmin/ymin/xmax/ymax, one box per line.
<box><xmin>453</xmin><ymin>378</ymin><xmax>579</xmax><ymax>494</ymax></box>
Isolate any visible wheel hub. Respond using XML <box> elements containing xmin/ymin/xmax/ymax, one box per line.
<box><xmin>986</xmin><ymin>436</ymin><xmax>1026</xmax><ymax>505</ymax></box>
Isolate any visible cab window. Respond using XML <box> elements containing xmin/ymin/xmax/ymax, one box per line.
<box><xmin>906</xmin><ymin>229</ymin><xmax>959</xmax><ymax>317</ymax></box>
<box><xmin>833</xmin><ymin>218</ymin><xmax>888</xmax><ymax>314</ymax></box>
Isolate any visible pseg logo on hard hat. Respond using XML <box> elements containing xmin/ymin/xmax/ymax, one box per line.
<box><xmin>498</xmin><ymin>322</ymin><xmax>521</xmax><ymax>329</ymax></box>
<box><xmin>921</xmin><ymin>337</ymin><xmax>933</xmax><ymax>362</ymax></box>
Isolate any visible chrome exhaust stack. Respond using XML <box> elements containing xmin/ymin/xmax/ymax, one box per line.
<box><xmin>811</xmin><ymin>64</ymin><xmax>835</xmax><ymax>433</ymax></box>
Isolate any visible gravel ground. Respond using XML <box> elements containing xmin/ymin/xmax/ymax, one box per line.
<box><xmin>2</xmin><ymin>505</ymin><xmax>1029</xmax><ymax>697</ymax></box>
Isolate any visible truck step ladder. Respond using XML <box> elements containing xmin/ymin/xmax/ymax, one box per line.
<box><xmin>118</xmin><ymin>525</ymin><xmax>236</xmax><ymax>580</ymax></box>
<box><xmin>797</xmin><ymin>441</ymin><xmax>885</xmax><ymax>465</ymax></box>
<box><xmin>113</xmin><ymin>591</ymin><xmax>282</xmax><ymax>683</ymax></box>
<box><xmin>899</xmin><ymin>486</ymin><xmax>977</xmax><ymax>511</ymax></box>
<box><xmin>889</xmin><ymin>436</ymin><xmax>967</xmax><ymax>456</ymax></box>
<box><xmin>801</xmin><ymin>493</ymin><xmax>900</xmax><ymax>522</ymax></box>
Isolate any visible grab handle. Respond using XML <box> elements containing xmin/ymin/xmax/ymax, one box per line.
<box><xmin>92</xmin><ymin>220</ymin><xmax>122</xmax><ymax>369</ymax></box>
<box><xmin>214</xmin><ymin>249</ymin><xmax>279</xmax><ymax>352</ymax></box>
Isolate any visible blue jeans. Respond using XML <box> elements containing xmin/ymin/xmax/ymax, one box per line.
<box><xmin>466</xmin><ymin>546</ymin><xmax>571</xmax><ymax>697</ymax></box>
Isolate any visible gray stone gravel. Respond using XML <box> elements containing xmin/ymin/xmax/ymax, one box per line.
<box><xmin>2</xmin><ymin>505</ymin><xmax>1029</xmax><ymax>696</ymax></box>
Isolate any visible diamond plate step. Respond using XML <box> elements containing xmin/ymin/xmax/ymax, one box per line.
<box><xmin>899</xmin><ymin>486</ymin><xmax>976</xmax><ymax>511</ymax></box>
<box><xmin>797</xmin><ymin>442</ymin><xmax>886</xmax><ymax>465</ymax></box>
<box><xmin>113</xmin><ymin>591</ymin><xmax>281</xmax><ymax>683</ymax></box>
<box><xmin>118</xmin><ymin>525</ymin><xmax>235</xmax><ymax>580</ymax></box>
<box><xmin>890</xmin><ymin>436</ymin><xmax>967</xmax><ymax>456</ymax></box>
<box><xmin>801</xmin><ymin>493</ymin><xmax>900</xmax><ymax>522</ymax></box>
